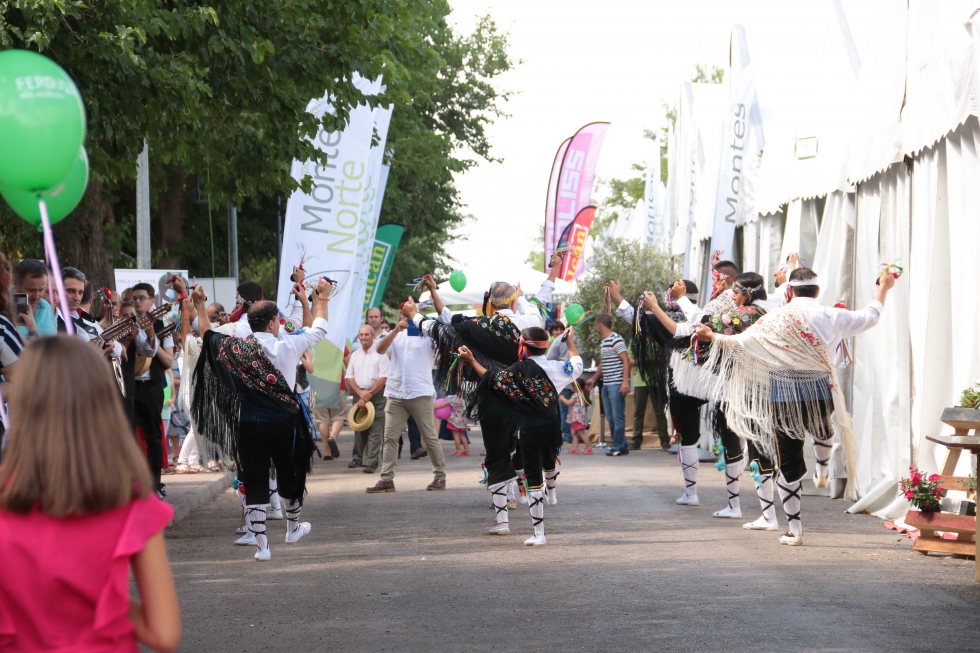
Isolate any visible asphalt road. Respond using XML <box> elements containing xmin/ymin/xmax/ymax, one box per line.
<box><xmin>163</xmin><ymin>431</ymin><xmax>979</xmax><ymax>652</ymax></box>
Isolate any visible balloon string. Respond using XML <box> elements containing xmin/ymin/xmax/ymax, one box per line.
<box><xmin>39</xmin><ymin>199</ymin><xmax>74</xmax><ymax>336</ymax></box>
<box><xmin>0</xmin><ymin>385</ymin><xmax>9</xmax><ymax>431</ymax></box>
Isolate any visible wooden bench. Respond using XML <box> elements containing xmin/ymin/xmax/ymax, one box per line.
<box><xmin>920</xmin><ymin>432</ymin><xmax>979</xmax><ymax>580</ymax></box>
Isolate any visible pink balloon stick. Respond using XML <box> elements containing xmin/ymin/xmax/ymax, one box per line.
<box><xmin>38</xmin><ymin>199</ymin><xmax>74</xmax><ymax>336</ymax></box>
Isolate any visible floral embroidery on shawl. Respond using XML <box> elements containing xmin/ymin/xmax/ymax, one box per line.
<box><xmin>216</xmin><ymin>335</ymin><xmax>299</xmax><ymax>410</ymax></box>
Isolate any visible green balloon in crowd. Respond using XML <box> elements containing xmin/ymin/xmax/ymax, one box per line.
<box><xmin>0</xmin><ymin>147</ymin><xmax>89</xmax><ymax>227</ymax></box>
<box><xmin>0</xmin><ymin>49</ymin><xmax>87</xmax><ymax>191</ymax></box>
<box><xmin>564</xmin><ymin>303</ymin><xmax>585</xmax><ymax>326</ymax></box>
<box><xmin>450</xmin><ymin>270</ymin><xmax>467</xmax><ymax>292</ymax></box>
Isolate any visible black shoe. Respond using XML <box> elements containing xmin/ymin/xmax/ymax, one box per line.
<box><xmin>605</xmin><ymin>449</ymin><xmax>615</xmax><ymax>456</ymax></box>
<box><xmin>157</xmin><ymin>487</ymin><xmax>167</xmax><ymax>498</ymax></box>
<box><xmin>629</xmin><ymin>444</ymin><xmax>641</xmax><ymax>451</ymax></box>
<box><xmin>327</xmin><ymin>438</ymin><xmax>341</xmax><ymax>459</ymax></box>
<box><xmin>362</xmin><ymin>467</ymin><xmax>376</xmax><ymax>474</ymax></box>
<box><xmin>348</xmin><ymin>460</ymin><xmax>363</xmax><ymax>468</ymax></box>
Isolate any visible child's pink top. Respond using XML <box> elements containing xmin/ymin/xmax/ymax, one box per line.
<box><xmin>0</xmin><ymin>495</ymin><xmax>173</xmax><ymax>652</ymax></box>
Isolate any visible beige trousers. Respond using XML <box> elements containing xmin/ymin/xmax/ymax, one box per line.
<box><xmin>379</xmin><ymin>395</ymin><xmax>446</xmax><ymax>482</ymax></box>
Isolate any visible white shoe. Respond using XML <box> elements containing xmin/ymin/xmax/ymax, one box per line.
<box><xmin>779</xmin><ymin>531</ymin><xmax>804</xmax><ymax>546</ymax></box>
<box><xmin>489</xmin><ymin>522</ymin><xmax>511</xmax><ymax>535</ymax></box>
<box><xmin>813</xmin><ymin>476</ymin><xmax>829</xmax><ymax>489</ymax></box>
<box><xmin>285</xmin><ymin>522</ymin><xmax>312</xmax><ymax>543</ymax></box>
<box><xmin>712</xmin><ymin>505</ymin><xmax>742</xmax><ymax>519</ymax></box>
<box><xmin>235</xmin><ymin>524</ymin><xmax>248</xmax><ymax>534</ymax></box>
<box><xmin>676</xmin><ymin>492</ymin><xmax>699</xmax><ymax>506</ymax></box>
<box><xmin>546</xmin><ymin>491</ymin><xmax>557</xmax><ymax>506</ymax></box>
<box><xmin>518</xmin><ymin>495</ymin><xmax>528</xmax><ymax>506</ymax></box>
<box><xmin>743</xmin><ymin>516</ymin><xmax>780</xmax><ymax>531</ymax></box>
<box><xmin>235</xmin><ymin>531</ymin><xmax>257</xmax><ymax>546</ymax></box>
<box><xmin>524</xmin><ymin>534</ymin><xmax>547</xmax><ymax>546</ymax></box>
<box><xmin>267</xmin><ymin>508</ymin><xmax>284</xmax><ymax>520</ymax></box>
<box><xmin>254</xmin><ymin>546</ymin><xmax>271</xmax><ymax>561</ymax></box>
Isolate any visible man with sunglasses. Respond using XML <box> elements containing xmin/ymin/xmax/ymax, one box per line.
<box><xmin>129</xmin><ymin>282</ymin><xmax>175</xmax><ymax>497</ymax></box>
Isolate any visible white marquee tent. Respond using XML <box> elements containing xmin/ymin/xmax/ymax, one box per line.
<box><xmin>660</xmin><ymin>0</ymin><xmax>980</xmax><ymax>517</ymax></box>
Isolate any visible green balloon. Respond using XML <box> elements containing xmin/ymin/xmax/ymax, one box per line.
<box><xmin>449</xmin><ymin>270</ymin><xmax>466</xmax><ymax>292</ymax></box>
<box><xmin>0</xmin><ymin>49</ymin><xmax>86</xmax><ymax>191</ymax></box>
<box><xmin>565</xmin><ymin>303</ymin><xmax>585</xmax><ymax>325</ymax></box>
<box><xmin>0</xmin><ymin>147</ymin><xmax>89</xmax><ymax>226</ymax></box>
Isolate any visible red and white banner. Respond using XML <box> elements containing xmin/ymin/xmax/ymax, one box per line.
<box><xmin>552</xmin><ymin>122</ymin><xmax>608</xmax><ymax>278</ymax></box>
<box><xmin>544</xmin><ymin>138</ymin><xmax>570</xmax><ymax>267</ymax></box>
<box><xmin>556</xmin><ymin>205</ymin><xmax>596</xmax><ymax>281</ymax></box>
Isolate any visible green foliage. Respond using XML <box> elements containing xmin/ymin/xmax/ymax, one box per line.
<box><xmin>0</xmin><ymin>1</ymin><xmax>514</xmax><ymax>305</ymax></box>
<box><xmin>569</xmin><ymin>237</ymin><xmax>680</xmax><ymax>359</ymax></box>
<box><xmin>960</xmin><ymin>382</ymin><xmax>980</xmax><ymax>410</ymax></box>
<box><xmin>524</xmin><ymin>230</ymin><xmax>544</xmax><ymax>272</ymax></box>
<box><xmin>692</xmin><ymin>63</ymin><xmax>725</xmax><ymax>84</ymax></box>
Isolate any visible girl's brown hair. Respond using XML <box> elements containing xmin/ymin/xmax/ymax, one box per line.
<box><xmin>0</xmin><ymin>336</ymin><xmax>152</xmax><ymax>516</ymax></box>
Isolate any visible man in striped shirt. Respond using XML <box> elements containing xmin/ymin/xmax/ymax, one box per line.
<box><xmin>584</xmin><ymin>314</ymin><xmax>631</xmax><ymax>456</ymax></box>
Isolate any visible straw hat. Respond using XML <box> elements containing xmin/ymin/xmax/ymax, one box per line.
<box><xmin>347</xmin><ymin>401</ymin><xmax>375</xmax><ymax>431</ymax></box>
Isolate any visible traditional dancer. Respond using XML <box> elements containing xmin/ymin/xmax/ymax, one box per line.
<box><xmin>611</xmin><ymin>280</ymin><xmax>706</xmax><ymax>506</ymax></box>
<box><xmin>190</xmin><ymin>278</ymin><xmax>330</xmax><ymax>560</ymax></box>
<box><xmin>458</xmin><ymin>325</ymin><xmax>582</xmax><ymax>545</ymax></box>
<box><xmin>693</xmin><ymin>267</ymin><xmax>896</xmax><ymax>545</ymax></box>
<box><xmin>416</xmin><ymin>258</ymin><xmax>563</xmax><ymax>522</ymax></box>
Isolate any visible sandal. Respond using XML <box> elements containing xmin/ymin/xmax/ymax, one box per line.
<box><xmin>582</xmin><ymin>447</ymin><xmax>594</xmax><ymax>454</ymax></box>
<box><xmin>462</xmin><ymin>450</ymin><xmax>470</xmax><ymax>456</ymax></box>
<box><xmin>567</xmin><ymin>449</ymin><xmax>579</xmax><ymax>454</ymax></box>
<box><xmin>452</xmin><ymin>451</ymin><xmax>462</xmax><ymax>456</ymax></box>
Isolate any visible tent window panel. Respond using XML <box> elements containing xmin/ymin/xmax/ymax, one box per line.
<box><xmin>732</xmin><ymin>225</ymin><xmax>744</xmax><ymax>273</ymax></box>
<box><xmin>800</xmin><ymin>198</ymin><xmax>821</xmax><ymax>267</ymax></box>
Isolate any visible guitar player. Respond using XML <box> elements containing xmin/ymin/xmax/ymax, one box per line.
<box><xmin>130</xmin><ymin>282</ymin><xmax>174</xmax><ymax>498</ymax></box>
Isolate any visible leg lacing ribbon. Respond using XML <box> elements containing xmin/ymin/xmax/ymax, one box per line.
<box><xmin>777</xmin><ymin>478</ymin><xmax>802</xmax><ymax>524</ymax></box>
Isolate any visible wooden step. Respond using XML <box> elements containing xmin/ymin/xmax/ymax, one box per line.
<box><xmin>912</xmin><ymin>537</ymin><xmax>977</xmax><ymax>557</ymax></box>
<box><xmin>938</xmin><ymin>475</ymin><xmax>976</xmax><ymax>493</ymax></box>
<box><xmin>905</xmin><ymin>510</ymin><xmax>977</xmax><ymax>535</ymax></box>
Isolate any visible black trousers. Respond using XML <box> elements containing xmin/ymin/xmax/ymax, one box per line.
<box><xmin>748</xmin><ymin>398</ymin><xmax>834</xmax><ymax>483</ymax></box>
<box><xmin>714</xmin><ymin>405</ymin><xmax>744</xmax><ymax>464</ymax></box>
<box><xmin>519</xmin><ymin>417</ymin><xmax>561</xmax><ymax>490</ymax></box>
<box><xmin>669</xmin><ymin>390</ymin><xmax>705</xmax><ymax>447</ymax></box>
<box><xmin>482</xmin><ymin>419</ymin><xmax>518</xmax><ymax>487</ymax></box>
<box><xmin>133</xmin><ymin>380</ymin><xmax>164</xmax><ymax>491</ymax></box>
<box><xmin>238</xmin><ymin>418</ymin><xmax>307</xmax><ymax>506</ymax></box>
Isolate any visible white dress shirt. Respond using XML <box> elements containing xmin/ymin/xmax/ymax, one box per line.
<box><xmin>383</xmin><ymin>327</ymin><xmax>437</xmax><ymax>400</ymax></box>
<box><xmin>528</xmin><ymin>353</ymin><xmax>583</xmax><ymax>394</ymax></box>
<box><xmin>729</xmin><ymin>296</ymin><xmax>883</xmax><ymax>363</ymax></box>
<box><xmin>58</xmin><ymin>308</ymin><xmax>125</xmax><ymax>358</ymax></box>
<box><xmin>346</xmin><ymin>345</ymin><xmax>391</xmax><ymax>389</ymax></box>
<box><xmin>251</xmin><ymin>316</ymin><xmax>328</xmax><ymax>391</ymax></box>
<box><xmin>677</xmin><ymin>289</ymin><xmax>736</xmax><ymax>324</ymax></box>
<box><xmin>234</xmin><ymin>299</ymin><xmax>304</xmax><ymax>340</ymax></box>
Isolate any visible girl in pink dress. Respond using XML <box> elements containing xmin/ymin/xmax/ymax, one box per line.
<box><xmin>562</xmin><ymin>380</ymin><xmax>592</xmax><ymax>454</ymax></box>
<box><xmin>0</xmin><ymin>336</ymin><xmax>181</xmax><ymax>652</ymax></box>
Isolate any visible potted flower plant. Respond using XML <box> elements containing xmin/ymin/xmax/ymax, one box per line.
<box><xmin>901</xmin><ymin>465</ymin><xmax>943</xmax><ymax>513</ymax></box>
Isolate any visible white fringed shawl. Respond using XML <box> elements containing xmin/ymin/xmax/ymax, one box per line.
<box><xmin>673</xmin><ymin>304</ymin><xmax>858</xmax><ymax>500</ymax></box>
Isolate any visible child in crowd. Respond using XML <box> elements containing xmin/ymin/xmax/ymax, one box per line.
<box><xmin>0</xmin><ymin>336</ymin><xmax>181</xmax><ymax>652</ymax></box>
<box><xmin>437</xmin><ymin>394</ymin><xmax>471</xmax><ymax>456</ymax></box>
<box><xmin>563</xmin><ymin>380</ymin><xmax>593</xmax><ymax>454</ymax></box>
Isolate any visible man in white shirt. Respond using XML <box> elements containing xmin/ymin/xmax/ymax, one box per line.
<box><xmin>347</xmin><ymin>325</ymin><xmax>390</xmax><ymax>473</ymax></box>
<box><xmin>127</xmin><ymin>282</ymin><xmax>175</xmax><ymax>496</ymax></box>
<box><xmin>191</xmin><ymin>278</ymin><xmax>330</xmax><ymax>561</ymax></box>
<box><xmin>366</xmin><ymin>307</ymin><xmax>388</xmax><ymax>345</ymax></box>
<box><xmin>696</xmin><ymin>267</ymin><xmax>895</xmax><ymax>545</ymax></box>
<box><xmin>367</xmin><ymin>297</ymin><xmax>447</xmax><ymax>493</ymax></box>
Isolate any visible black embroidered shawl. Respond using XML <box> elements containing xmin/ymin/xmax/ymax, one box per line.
<box><xmin>426</xmin><ymin>314</ymin><xmax>521</xmax><ymax>396</ymax></box>
<box><xmin>191</xmin><ymin>330</ymin><xmax>313</xmax><ymax>472</ymax></box>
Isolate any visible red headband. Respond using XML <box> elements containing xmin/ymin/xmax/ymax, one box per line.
<box><xmin>517</xmin><ymin>335</ymin><xmax>550</xmax><ymax>360</ymax></box>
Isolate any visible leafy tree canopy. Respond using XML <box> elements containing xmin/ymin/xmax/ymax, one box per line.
<box><xmin>0</xmin><ymin>0</ymin><xmax>514</xmax><ymax>311</ymax></box>
<box><xmin>570</xmin><ymin>237</ymin><xmax>680</xmax><ymax>359</ymax></box>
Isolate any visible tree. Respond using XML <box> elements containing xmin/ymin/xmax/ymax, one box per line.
<box><xmin>570</xmin><ymin>238</ymin><xmax>680</xmax><ymax>359</ymax></box>
<box><xmin>0</xmin><ymin>0</ymin><xmax>512</xmax><ymax>304</ymax></box>
<box><xmin>524</xmin><ymin>231</ymin><xmax>545</xmax><ymax>272</ymax></box>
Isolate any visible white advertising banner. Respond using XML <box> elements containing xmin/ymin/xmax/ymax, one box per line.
<box><xmin>275</xmin><ymin>75</ymin><xmax>383</xmax><ymax>408</ymax></box>
<box><xmin>644</xmin><ymin>133</ymin><xmax>666</xmax><ymax>249</ymax></box>
<box><xmin>114</xmin><ymin>268</ymin><xmax>188</xmax><ymax>302</ymax></box>
<box><xmin>709</xmin><ymin>65</ymin><xmax>759</xmax><ymax>259</ymax></box>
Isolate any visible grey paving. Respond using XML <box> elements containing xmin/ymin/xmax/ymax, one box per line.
<box><xmin>165</xmin><ymin>430</ymin><xmax>979</xmax><ymax>652</ymax></box>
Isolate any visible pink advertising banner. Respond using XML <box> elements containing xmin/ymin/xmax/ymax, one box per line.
<box><xmin>552</xmin><ymin>122</ymin><xmax>609</xmax><ymax>278</ymax></box>
<box><xmin>544</xmin><ymin>137</ymin><xmax>571</xmax><ymax>268</ymax></box>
